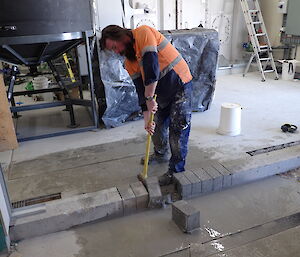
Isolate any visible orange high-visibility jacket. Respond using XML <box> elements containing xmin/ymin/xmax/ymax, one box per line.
<box><xmin>125</xmin><ymin>25</ymin><xmax>192</xmax><ymax>111</ymax></box>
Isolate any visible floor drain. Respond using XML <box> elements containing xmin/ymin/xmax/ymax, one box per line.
<box><xmin>247</xmin><ymin>141</ymin><xmax>300</xmax><ymax>156</ymax></box>
<box><xmin>11</xmin><ymin>193</ymin><xmax>61</xmax><ymax>209</ymax></box>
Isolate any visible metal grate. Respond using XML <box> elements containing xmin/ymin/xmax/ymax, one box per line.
<box><xmin>11</xmin><ymin>193</ymin><xmax>61</xmax><ymax>209</ymax></box>
<box><xmin>246</xmin><ymin>141</ymin><xmax>300</xmax><ymax>156</ymax></box>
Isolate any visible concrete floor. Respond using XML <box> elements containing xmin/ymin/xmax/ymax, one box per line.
<box><xmin>1</xmin><ymin>72</ymin><xmax>300</xmax><ymax>256</ymax></box>
<box><xmin>1</xmin><ymin>72</ymin><xmax>300</xmax><ymax>201</ymax></box>
<box><xmin>3</xmin><ymin>171</ymin><xmax>300</xmax><ymax>257</ymax></box>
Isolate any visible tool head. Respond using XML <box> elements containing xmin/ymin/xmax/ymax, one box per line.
<box><xmin>137</xmin><ymin>173</ymin><xmax>147</xmax><ymax>185</ymax></box>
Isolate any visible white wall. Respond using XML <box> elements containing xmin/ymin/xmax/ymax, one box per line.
<box><xmin>182</xmin><ymin>0</ymin><xmax>202</xmax><ymax>29</ymax></box>
<box><xmin>207</xmin><ymin>0</ymin><xmax>246</xmax><ymax>64</ymax></box>
<box><xmin>160</xmin><ymin>0</ymin><xmax>176</xmax><ymax>30</ymax></box>
<box><xmin>95</xmin><ymin>0</ymin><xmax>123</xmax><ymax>29</ymax></box>
<box><xmin>161</xmin><ymin>0</ymin><xmax>247</xmax><ymax>64</ymax></box>
<box><xmin>95</xmin><ymin>0</ymin><xmax>248</xmax><ymax>64</ymax></box>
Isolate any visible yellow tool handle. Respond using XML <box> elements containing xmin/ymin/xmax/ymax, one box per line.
<box><xmin>141</xmin><ymin>95</ymin><xmax>157</xmax><ymax>179</ymax></box>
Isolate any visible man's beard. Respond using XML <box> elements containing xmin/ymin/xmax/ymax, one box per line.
<box><xmin>122</xmin><ymin>40</ymin><xmax>137</xmax><ymax>61</ymax></box>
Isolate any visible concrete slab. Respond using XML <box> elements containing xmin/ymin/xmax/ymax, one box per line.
<box><xmin>200</xmin><ymin>225</ymin><xmax>300</xmax><ymax>257</ymax></box>
<box><xmin>10</xmin><ymin>173</ymin><xmax>300</xmax><ymax>257</ymax></box>
<box><xmin>2</xmin><ymin>73</ymin><xmax>300</xmax><ymax>204</ymax></box>
<box><xmin>7</xmin><ymin>138</ymin><xmax>168</xmax><ymax>202</ymax></box>
<box><xmin>222</xmin><ymin>145</ymin><xmax>300</xmax><ymax>186</ymax></box>
<box><xmin>10</xmin><ymin>187</ymin><xmax>123</xmax><ymax>241</ymax></box>
<box><xmin>16</xmin><ymin>231</ymin><xmax>80</xmax><ymax>257</ymax></box>
<box><xmin>2</xmin><ymin>73</ymin><xmax>300</xmax><ymax>256</ymax></box>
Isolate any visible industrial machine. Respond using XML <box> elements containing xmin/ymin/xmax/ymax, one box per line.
<box><xmin>0</xmin><ymin>0</ymin><xmax>100</xmax><ymax>141</ymax></box>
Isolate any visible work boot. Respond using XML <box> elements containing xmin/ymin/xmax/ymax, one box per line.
<box><xmin>159</xmin><ymin>171</ymin><xmax>174</xmax><ymax>186</ymax></box>
<box><xmin>140</xmin><ymin>152</ymin><xmax>169</xmax><ymax>165</ymax></box>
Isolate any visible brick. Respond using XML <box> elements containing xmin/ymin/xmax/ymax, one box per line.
<box><xmin>145</xmin><ymin>176</ymin><xmax>163</xmax><ymax>208</ymax></box>
<box><xmin>173</xmin><ymin>172</ymin><xmax>192</xmax><ymax>199</ymax></box>
<box><xmin>192</xmin><ymin>169</ymin><xmax>213</xmax><ymax>194</ymax></box>
<box><xmin>184</xmin><ymin>171</ymin><xmax>202</xmax><ymax>197</ymax></box>
<box><xmin>130</xmin><ymin>181</ymin><xmax>149</xmax><ymax>210</ymax></box>
<box><xmin>172</xmin><ymin>200</ymin><xmax>200</xmax><ymax>233</ymax></box>
<box><xmin>210</xmin><ymin>161</ymin><xmax>232</xmax><ymax>188</ymax></box>
<box><xmin>201</xmin><ymin>164</ymin><xmax>223</xmax><ymax>192</ymax></box>
<box><xmin>117</xmin><ymin>185</ymin><xmax>136</xmax><ymax>215</ymax></box>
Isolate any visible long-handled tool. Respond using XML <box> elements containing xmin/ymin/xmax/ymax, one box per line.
<box><xmin>138</xmin><ymin>95</ymin><xmax>157</xmax><ymax>181</ymax></box>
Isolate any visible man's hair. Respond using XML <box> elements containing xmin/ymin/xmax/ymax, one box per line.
<box><xmin>100</xmin><ymin>25</ymin><xmax>132</xmax><ymax>50</ymax></box>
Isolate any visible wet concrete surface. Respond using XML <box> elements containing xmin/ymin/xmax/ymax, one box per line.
<box><xmin>4</xmin><ymin>72</ymin><xmax>300</xmax><ymax>203</ymax></box>
<box><xmin>7</xmin><ymin>138</ymin><xmax>212</xmax><ymax>202</ymax></box>
<box><xmin>2</xmin><ymin>73</ymin><xmax>300</xmax><ymax>255</ymax></box>
<box><xmin>7</xmin><ymin>172</ymin><xmax>300</xmax><ymax>257</ymax></box>
<box><xmin>205</xmin><ymin>225</ymin><xmax>300</xmax><ymax>257</ymax></box>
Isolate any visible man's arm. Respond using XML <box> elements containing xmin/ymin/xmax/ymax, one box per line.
<box><xmin>144</xmin><ymin>81</ymin><xmax>158</xmax><ymax>114</ymax></box>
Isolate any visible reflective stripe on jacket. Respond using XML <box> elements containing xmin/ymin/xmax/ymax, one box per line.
<box><xmin>125</xmin><ymin>25</ymin><xmax>192</xmax><ymax>110</ymax></box>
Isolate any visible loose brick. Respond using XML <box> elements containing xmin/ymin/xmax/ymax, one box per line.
<box><xmin>172</xmin><ymin>200</ymin><xmax>200</xmax><ymax>233</ymax></box>
<box><xmin>184</xmin><ymin>171</ymin><xmax>202</xmax><ymax>197</ymax></box>
<box><xmin>173</xmin><ymin>172</ymin><xmax>192</xmax><ymax>199</ymax></box>
<box><xmin>145</xmin><ymin>176</ymin><xmax>163</xmax><ymax>208</ymax></box>
<box><xmin>117</xmin><ymin>185</ymin><xmax>136</xmax><ymax>215</ymax></box>
<box><xmin>130</xmin><ymin>181</ymin><xmax>149</xmax><ymax>210</ymax></box>
<box><xmin>192</xmin><ymin>169</ymin><xmax>213</xmax><ymax>194</ymax></box>
<box><xmin>201</xmin><ymin>164</ymin><xmax>223</xmax><ymax>192</ymax></box>
<box><xmin>210</xmin><ymin>161</ymin><xmax>232</xmax><ymax>188</ymax></box>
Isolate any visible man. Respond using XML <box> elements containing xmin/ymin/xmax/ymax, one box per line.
<box><xmin>100</xmin><ymin>25</ymin><xmax>193</xmax><ymax>186</ymax></box>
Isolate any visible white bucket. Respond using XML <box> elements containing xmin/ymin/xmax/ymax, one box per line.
<box><xmin>33</xmin><ymin>76</ymin><xmax>49</xmax><ymax>89</ymax></box>
<box><xmin>282</xmin><ymin>62</ymin><xmax>295</xmax><ymax>81</ymax></box>
<box><xmin>33</xmin><ymin>76</ymin><xmax>52</xmax><ymax>101</ymax></box>
<box><xmin>278</xmin><ymin>60</ymin><xmax>299</xmax><ymax>81</ymax></box>
<box><xmin>217</xmin><ymin>103</ymin><xmax>242</xmax><ymax>136</ymax></box>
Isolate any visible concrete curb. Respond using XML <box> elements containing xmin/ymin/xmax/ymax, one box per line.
<box><xmin>10</xmin><ymin>145</ymin><xmax>300</xmax><ymax>241</ymax></box>
<box><xmin>174</xmin><ymin>146</ymin><xmax>300</xmax><ymax>200</ymax></box>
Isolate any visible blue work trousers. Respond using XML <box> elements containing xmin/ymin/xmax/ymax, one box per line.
<box><xmin>152</xmin><ymin>81</ymin><xmax>193</xmax><ymax>173</ymax></box>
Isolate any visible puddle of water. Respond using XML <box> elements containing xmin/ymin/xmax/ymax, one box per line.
<box><xmin>211</xmin><ymin>241</ymin><xmax>225</xmax><ymax>252</ymax></box>
<box><xmin>205</xmin><ymin>227</ymin><xmax>221</xmax><ymax>238</ymax></box>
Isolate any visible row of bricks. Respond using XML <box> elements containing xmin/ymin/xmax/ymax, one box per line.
<box><xmin>174</xmin><ymin>161</ymin><xmax>232</xmax><ymax>199</ymax></box>
<box><xmin>118</xmin><ymin>177</ymin><xmax>163</xmax><ymax>215</ymax></box>
<box><xmin>12</xmin><ymin>180</ymin><xmax>162</xmax><ymax>241</ymax></box>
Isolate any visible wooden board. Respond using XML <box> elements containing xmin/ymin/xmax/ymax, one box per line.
<box><xmin>0</xmin><ymin>73</ymin><xmax>18</xmax><ymax>151</ymax></box>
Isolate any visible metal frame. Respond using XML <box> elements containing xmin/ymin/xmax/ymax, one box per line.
<box><xmin>0</xmin><ymin>31</ymin><xmax>94</xmax><ymax>46</ymax></box>
<box><xmin>4</xmin><ymin>31</ymin><xmax>99</xmax><ymax>142</ymax></box>
<box><xmin>0</xmin><ymin>31</ymin><xmax>94</xmax><ymax>66</ymax></box>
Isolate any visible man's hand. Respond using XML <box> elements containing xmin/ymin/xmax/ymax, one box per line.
<box><xmin>146</xmin><ymin>99</ymin><xmax>158</xmax><ymax>114</ymax></box>
<box><xmin>143</xmin><ymin>111</ymin><xmax>156</xmax><ymax>135</ymax></box>
<box><xmin>144</xmin><ymin>82</ymin><xmax>157</xmax><ymax>113</ymax></box>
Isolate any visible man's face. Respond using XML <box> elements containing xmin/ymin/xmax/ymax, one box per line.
<box><xmin>105</xmin><ymin>38</ymin><xmax>126</xmax><ymax>55</ymax></box>
<box><xmin>105</xmin><ymin>37</ymin><xmax>136</xmax><ymax>61</ymax></box>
